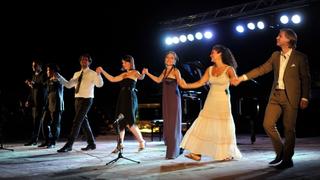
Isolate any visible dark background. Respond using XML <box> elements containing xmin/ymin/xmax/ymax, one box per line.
<box><xmin>1</xmin><ymin>0</ymin><xmax>320</xmax><ymax>141</ymax></box>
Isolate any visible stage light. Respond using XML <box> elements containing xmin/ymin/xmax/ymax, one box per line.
<box><xmin>257</xmin><ymin>21</ymin><xmax>265</xmax><ymax>29</ymax></box>
<box><xmin>236</xmin><ymin>25</ymin><xmax>245</xmax><ymax>33</ymax></box>
<box><xmin>280</xmin><ymin>15</ymin><xmax>289</xmax><ymax>24</ymax></box>
<box><xmin>247</xmin><ymin>22</ymin><xmax>255</xmax><ymax>30</ymax></box>
<box><xmin>187</xmin><ymin>34</ymin><xmax>194</xmax><ymax>41</ymax></box>
<box><xmin>204</xmin><ymin>31</ymin><xmax>213</xmax><ymax>39</ymax></box>
<box><xmin>165</xmin><ymin>37</ymin><xmax>173</xmax><ymax>45</ymax></box>
<box><xmin>195</xmin><ymin>32</ymin><xmax>203</xmax><ymax>40</ymax></box>
<box><xmin>172</xmin><ymin>36</ymin><xmax>180</xmax><ymax>44</ymax></box>
<box><xmin>291</xmin><ymin>14</ymin><xmax>301</xmax><ymax>24</ymax></box>
<box><xmin>179</xmin><ymin>35</ymin><xmax>187</xmax><ymax>43</ymax></box>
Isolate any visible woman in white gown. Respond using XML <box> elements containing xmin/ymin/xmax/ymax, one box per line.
<box><xmin>180</xmin><ymin>44</ymin><xmax>242</xmax><ymax>161</ymax></box>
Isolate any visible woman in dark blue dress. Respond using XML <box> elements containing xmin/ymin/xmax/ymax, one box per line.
<box><xmin>97</xmin><ymin>55</ymin><xmax>145</xmax><ymax>153</ymax></box>
<box><xmin>143</xmin><ymin>51</ymin><xmax>184</xmax><ymax>159</ymax></box>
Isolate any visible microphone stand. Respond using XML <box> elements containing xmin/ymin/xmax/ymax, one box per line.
<box><xmin>106</xmin><ymin>118</ymin><xmax>140</xmax><ymax>165</ymax></box>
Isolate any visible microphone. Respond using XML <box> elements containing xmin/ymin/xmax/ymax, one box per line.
<box><xmin>113</xmin><ymin>113</ymin><xmax>124</xmax><ymax>124</ymax></box>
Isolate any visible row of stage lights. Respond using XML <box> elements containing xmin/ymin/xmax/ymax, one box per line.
<box><xmin>235</xmin><ymin>14</ymin><xmax>302</xmax><ymax>33</ymax></box>
<box><xmin>165</xmin><ymin>31</ymin><xmax>213</xmax><ymax>45</ymax></box>
<box><xmin>164</xmin><ymin>13</ymin><xmax>302</xmax><ymax>46</ymax></box>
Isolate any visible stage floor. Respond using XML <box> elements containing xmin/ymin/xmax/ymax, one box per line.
<box><xmin>1</xmin><ymin>134</ymin><xmax>320</xmax><ymax>179</ymax></box>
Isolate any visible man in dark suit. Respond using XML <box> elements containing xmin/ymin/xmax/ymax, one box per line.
<box><xmin>235</xmin><ymin>28</ymin><xmax>311</xmax><ymax>169</ymax></box>
<box><xmin>38</xmin><ymin>63</ymin><xmax>64</xmax><ymax>148</ymax></box>
<box><xmin>24</xmin><ymin>59</ymin><xmax>48</xmax><ymax>146</ymax></box>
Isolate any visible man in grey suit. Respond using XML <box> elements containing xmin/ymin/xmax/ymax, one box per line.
<box><xmin>235</xmin><ymin>28</ymin><xmax>311</xmax><ymax>169</ymax></box>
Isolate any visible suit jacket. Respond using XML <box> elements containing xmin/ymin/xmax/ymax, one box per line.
<box><xmin>46</xmin><ymin>79</ymin><xmax>64</xmax><ymax>112</ymax></box>
<box><xmin>28</xmin><ymin>70</ymin><xmax>48</xmax><ymax>109</ymax></box>
<box><xmin>246</xmin><ymin>50</ymin><xmax>311</xmax><ymax>108</ymax></box>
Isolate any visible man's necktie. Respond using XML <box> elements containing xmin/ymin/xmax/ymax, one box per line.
<box><xmin>75</xmin><ymin>71</ymin><xmax>83</xmax><ymax>93</ymax></box>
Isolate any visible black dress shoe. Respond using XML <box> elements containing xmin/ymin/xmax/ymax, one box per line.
<box><xmin>269</xmin><ymin>157</ymin><xmax>282</xmax><ymax>164</ymax></box>
<box><xmin>274</xmin><ymin>159</ymin><xmax>293</xmax><ymax>169</ymax></box>
<box><xmin>57</xmin><ymin>145</ymin><xmax>72</xmax><ymax>153</ymax></box>
<box><xmin>47</xmin><ymin>143</ymin><xmax>56</xmax><ymax>149</ymax></box>
<box><xmin>81</xmin><ymin>144</ymin><xmax>96</xmax><ymax>151</ymax></box>
<box><xmin>24</xmin><ymin>141</ymin><xmax>37</xmax><ymax>146</ymax></box>
<box><xmin>269</xmin><ymin>151</ymin><xmax>283</xmax><ymax>164</ymax></box>
<box><xmin>38</xmin><ymin>142</ymin><xmax>49</xmax><ymax>148</ymax></box>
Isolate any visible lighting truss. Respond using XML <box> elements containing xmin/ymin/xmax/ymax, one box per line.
<box><xmin>160</xmin><ymin>0</ymin><xmax>319</xmax><ymax>31</ymax></box>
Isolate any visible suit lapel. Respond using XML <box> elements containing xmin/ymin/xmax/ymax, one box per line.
<box><xmin>284</xmin><ymin>50</ymin><xmax>296</xmax><ymax>76</ymax></box>
<box><xmin>275</xmin><ymin>51</ymin><xmax>281</xmax><ymax>79</ymax></box>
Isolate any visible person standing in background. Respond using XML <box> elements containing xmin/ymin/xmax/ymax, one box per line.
<box><xmin>38</xmin><ymin>63</ymin><xmax>64</xmax><ymax>148</ymax></box>
<box><xmin>24</xmin><ymin>59</ymin><xmax>48</xmax><ymax>146</ymax></box>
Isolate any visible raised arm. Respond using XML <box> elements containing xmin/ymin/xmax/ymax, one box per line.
<box><xmin>143</xmin><ymin>68</ymin><xmax>164</xmax><ymax>84</ymax></box>
<box><xmin>94</xmin><ymin>71</ymin><xmax>104</xmax><ymax>87</ymax></box>
<box><xmin>134</xmin><ymin>70</ymin><xmax>145</xmax><ymax>80</ymax></box>
<box><xmin>183</xmin><ymin>67</ymin><xmax>210</xmax><ymax>89</ymax></box>
<box><xmin>97</xmin><ymin>66</ymin><xmax>124</xmax><ymax>83</ymax></box>
<box><xmin>55</xmin><ymin>72</ymin><xmax>78</xmax><ymax>89</ymax></box>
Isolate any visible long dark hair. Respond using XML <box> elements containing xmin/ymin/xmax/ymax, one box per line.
<box><xmin>212</xmin><ymin>44</ymin><xmax>238</xmax><ymax>69</ymax></box>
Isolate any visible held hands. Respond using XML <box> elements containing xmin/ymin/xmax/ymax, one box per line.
<box><xmin>25</xmin><ymin>79</ymin><xmax>34</xmax><ymax>88</ymax></box>
<box><xmin>230</xmin><ymin>76</ymin><xmax>244</xmax><ymax>86</ymax></box>
<box><xmin>142</xmin><ymin>68</ymin><xmax>148</xmax><ymax>75</ymax></box>
<box><xmin>96</xmin><ymin>67</ymin><xmax>103</xmax><ymax>74</ymax></box>
<box><xmin>25</xmin><ymin>101</ymin><xmax>29</xmax><ymax>108</ymax></box>
<box><xmin>52</xmin><ymin>72</ymin><xmax>58</xmax><ymax>79</ymax></box>
<box><xmin>300</xmin><ymin>99</ymin><xmax>309</xmax><ymax>109</ymax></box>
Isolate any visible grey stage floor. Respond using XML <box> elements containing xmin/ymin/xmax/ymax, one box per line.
<box><xmin>1</xmin><ymin>134</ymin><xmax>320</xmax><ymax>180</ymax></box>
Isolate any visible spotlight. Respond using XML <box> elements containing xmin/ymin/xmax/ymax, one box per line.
<box><xmin>172</xmin><ymin>36</ymin><xmax>179</xmax><ymax>44</ymax></box>
<box><xmin>247</xmin><ymin>22</ymin><xmax>255</xmax><ymax>30</ymax></box>
<box><xmin>195</xmin><ymin>32</ymin><xmax>203</xmax><ymax>40</ymax></box>
<box><xmin>257</xmin><ymin>21</ymin><xmax>265</xmax><ymax>29</ymax></box>
<box><xmin>236</xmin><ymin>25</ymin><xmax>245</xmax><ymax>33</ymax></box>
<box><xmin>165</xmin><ymin>37</ymin><xmax>173</xmax><ymax>45</ymax></box>
<box><xmin>204</xmin><ymin>31</ymin><xmax>213</xmax><ymax>39</ymax></box>
<box><xmin>280</xmin><ymin>15</ymin><xmax>289</xmax><ymax>24</ymax></box>
<box><xmin>179</xmin><ymin>35</ymin><xmax>187</xmax><ymax>43</ymax></box>
<box><xmin>291</xmin><ymin>14</ymin><xmax>301</xmax><ymax>24</ymax></box>
<box><xmin>187</xmin><ymin>34</ymin><xmax>194</xmax><ymax>41</ymax></box>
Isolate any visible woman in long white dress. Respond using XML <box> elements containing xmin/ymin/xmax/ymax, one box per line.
<box><xmin>180</xmin><ymin>44</ymin><xmax>242</xmax><ymax>161</ymax></box>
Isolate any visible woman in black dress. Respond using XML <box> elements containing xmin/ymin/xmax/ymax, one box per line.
<box><xmin>97</xmin><ymin>55</ymin><xmax>145</xmax><ymax>152</ymax></box>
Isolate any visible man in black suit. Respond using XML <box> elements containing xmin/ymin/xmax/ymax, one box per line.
<box><xmin>24</xmin><ymin>59</ymin><xmax>48</xmax><ymax>146</ymax></box>
<box><xmin>38</xmin><ymin>63</ymin><xmax>64</xmax><ymax>148</ymax></box>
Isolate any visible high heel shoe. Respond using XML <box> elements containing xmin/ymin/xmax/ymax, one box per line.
<box><xmin>138</xmin><ymin>141</ymin><xmax>145</xmax><ymax>152</ymax></box>
<box><xmin>111</xmin><ymin>143</ymin><xmax>124</xmax><ymax>153</ymax></box>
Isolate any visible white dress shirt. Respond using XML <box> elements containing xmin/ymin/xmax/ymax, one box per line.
<box><xmin>277</xmin><ymin>49</ymin><xmax>292</xmax><ymax>89</ymax></box>
<box><xmin>57</xmin><ymin>67</ymin><xmax>104</xmax><ymax>98</ymax></box>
